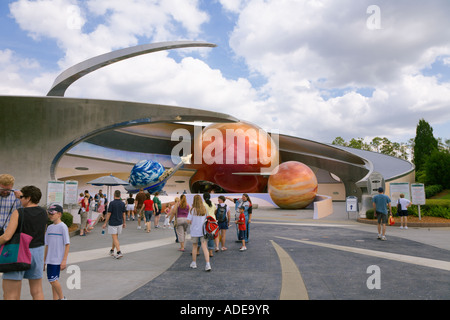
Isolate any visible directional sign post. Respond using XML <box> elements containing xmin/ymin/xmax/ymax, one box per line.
<box><xmin>346</xmin><ymin>196</ymin><xmax>358</xmax><ymax>219</ymax></box>
<box><xmin>411</xmin><ymin>183</ymin><xmax>426</xmax><ymax>221</ymax></box>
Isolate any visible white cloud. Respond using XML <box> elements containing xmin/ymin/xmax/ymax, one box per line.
<box><xmin>3</xmin><ymin>0</ymin><xmax>450</xmax><ymax>145</ymax></box>
<box><xmin>226</xmin><ymin>0</ymin><xmax>450</xmax><ymax>141</ymax></box>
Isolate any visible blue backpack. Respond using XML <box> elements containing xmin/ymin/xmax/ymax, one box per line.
<box><xmin>215</xmin><ymin>204</ymin><xmax>227</xmax><ymax>223</ymax></box>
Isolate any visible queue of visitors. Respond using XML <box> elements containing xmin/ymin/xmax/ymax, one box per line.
<box><xmin>0</xmin><ymin>172</ymin><xmax>253</xmax><ymax>299</ymax></box>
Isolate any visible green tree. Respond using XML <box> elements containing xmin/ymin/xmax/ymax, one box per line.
<box><xmin>348</xmin><ymin>138</ymin><xmax>370</xmax><ymax>150</ymax></box>
<box><xmin>332</xmin><ymin>136</ymin><xmax>347</xmax><ymax>147</ymax></box>
<box><xmin>424</xmin><ymin>150</ymin><xmax>450</xmax><ymax>188</ymax></box>
<box><xmin>370</xmin><ymin>137</ymin><xmax>383</xmax><ymax>153</ymax></box>
<box><xmin>413</xmin><ymin>119</ymin><xmax>438</xmax><ymax>172</ymax></box>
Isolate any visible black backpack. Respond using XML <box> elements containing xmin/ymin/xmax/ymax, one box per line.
<box><xmin>215</xmin><ymin>204</ymin><xmax>227</xmax><ymax>223</ymax></box>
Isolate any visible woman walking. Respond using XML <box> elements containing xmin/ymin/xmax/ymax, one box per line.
<box><xmin>0</xmin><ymin>186</ymin><xmax>48</xmax><ymax>300</ymax></box>
<box><xmin>188</xmin><ymin>195</ymin><xmax>211</xmax><ymax>271</ymax></box>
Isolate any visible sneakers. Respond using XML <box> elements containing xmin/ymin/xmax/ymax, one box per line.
<box><xmin>110</xmin><ymin>250</ymin><xmax>123</xmax><ymax>259</ymax></box>
<box><xmin>377</xmin><ymin>235</ymin><xmax>387</xmax><ymax>241</ymax></box>
<box><xmin>190</xmin><ymin>261</ymin><xmax>211</xmax><ymax>271</ymax></box>
<box><xmin>239</xmin><ymin>246</ymin><xmax>247</xmax><ymax>251</ymax></box>
<box><xmin>190</xmin><ymin>261</ymin><xmax>212</xmax><ymax>271</ymax></box>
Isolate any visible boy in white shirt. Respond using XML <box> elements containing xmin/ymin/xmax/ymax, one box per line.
<box><xmin>397</xmin><ymin>193</ymin><xmax>411</xmax><ymax>229</ymax></box>
<box><xmin>45</xmin><ymin>204</ymin><xmax>70</xmax><ymax>300</ymax></box>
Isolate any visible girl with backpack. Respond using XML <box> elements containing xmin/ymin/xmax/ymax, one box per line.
<box><xmin>215</xmin><ymin>195</ymin><xmax>231</xmax><ymax>251</ymax></box>
<box><xmin>203</xmin><ymin>192</ymin><xmax>217</xmax><ymax>256</ymax></box>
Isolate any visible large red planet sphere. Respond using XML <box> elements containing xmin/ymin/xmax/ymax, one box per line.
<box><xmin>190</xmin><ymin>122</ymin><xmax>279</xmax><ymax>194</ymax></box>
<box><xmin>268</xmin><ymin>161</ymin><xmax>318</xmax><ymax>209</ymax></box>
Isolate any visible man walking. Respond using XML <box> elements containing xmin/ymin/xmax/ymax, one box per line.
<box><xmin>0</xmin><ymin>174</ymin><xmax>21</xmax><ymax>230</ymax></box>
<box><xmin>372</xmin><ymin>187</ymin><xmax>392</xmax><ymax>241</ymax></box>
<box><xmin>135</xmin><ymin>188</ymin><xmax>146</xmax><ymax>229</ymax></box>
<box><xmin>103</xmin><ymin>190</ymin><xmax>126</xmax><ymax>259</ymax></box>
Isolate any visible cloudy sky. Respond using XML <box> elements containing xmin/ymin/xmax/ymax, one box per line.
<box><xmin>1</xmin><ymin>0</ymin><xmax>450</xmax><ymax>144</ymax></box>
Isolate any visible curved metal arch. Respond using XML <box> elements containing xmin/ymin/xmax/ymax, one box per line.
<box><xmin>47</xmin><ymin>41</ymin><xmax>217</xmax><ymax>97</ymax></box>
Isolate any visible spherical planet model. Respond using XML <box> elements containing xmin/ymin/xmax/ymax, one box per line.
<box><xmin>190</xmin><ymin>121</ymin><xmax>279</xmax><ymax>194</ymax></box>
<box><xmin>268</xmin><ymin>161</ymin><xmax>318</xmax><ymax>209</ymax></box>
<box><xmin>129</xmin><ymin>160</ymin><xmax>165</xmax><ymax>188</ymax></box>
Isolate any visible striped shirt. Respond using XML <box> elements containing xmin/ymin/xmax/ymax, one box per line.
<box><xmin>0</xmin><ymin>192</ymin><xmax>21</xmax><ymax>229</ymax></box>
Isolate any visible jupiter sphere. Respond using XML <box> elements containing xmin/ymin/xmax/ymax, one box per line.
<box><xmin>190</xmin><ymin>121</ymin><xmax>279</xmax><ymax>194</ymax></box>
<box><xmin>268</xmin><ymin>161</ymin><xmax>318</xmax><ymax>209</ymax></box>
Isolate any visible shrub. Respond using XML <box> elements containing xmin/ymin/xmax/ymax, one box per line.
<box><xmin>47</xmin><ymin>211</ymin><xmax>73</xmax><ymax>228</ymax></box>
<box><xmin>62</xmin><ymin>212</ymin><xmax>73</xmax><ymax>227</ymax></box>
<box><xmin>425</xmin><ymin>185</ymin><xmax>443</xmax><ymax>198</ymax></box>
<box><xmin>365</xmin><ymin>209</ymin><xmax>375</xmax><ymax>219</ymax></box>
<box><xmin>365</xmin><ymin>199</ymin><xmax>450</xmax><ymax>220</ymax></box>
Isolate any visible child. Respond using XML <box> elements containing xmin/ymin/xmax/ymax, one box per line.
<box><xmin>235</xmin><ymin>206</ymin><xmax>247</xmax><ymax>251</ymax></box>
<box><xmin>45</xmin><ymin>204</ymin><xmax>70</xmax><ymax>300</ymax></box>
<box><xmin>187</xmin><ymin>195</ymin><xmax>211</xmax><ymax>271</ymax></box>
<box><xmin>163</xmin><ymin>206</ymin><xmax>172</xmax><ymax>229</ymax></box>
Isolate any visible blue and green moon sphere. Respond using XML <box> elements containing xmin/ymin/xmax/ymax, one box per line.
<box><xmin>129</xmin><ymin>160</ymin><xmax>165</xmax><ymax>188</ymax></box>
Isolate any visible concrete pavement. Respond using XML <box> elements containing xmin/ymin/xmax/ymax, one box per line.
<box><xmin>2</xmin><ymin>202</ymin><xmax>449</xmax><ymax>301</ymax></box>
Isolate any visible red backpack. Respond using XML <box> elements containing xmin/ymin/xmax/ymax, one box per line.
<box><xmin>203</xmin><ymin>215</ymin><xmax>219</xmax><ymax>240</ymax></box>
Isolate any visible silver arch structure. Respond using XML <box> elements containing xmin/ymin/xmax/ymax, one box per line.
<box><xmin>2</xmin><ymin>40</ymin><xmax>414</xmax><ymax>210</ymax></box>
<box><xmin>47</xmin><ymin>41</ymin><xmax>217</xmax><ymax>97</ymax></box>
<box><xmin>0</xmin><ymin>95</ymin><xmax>238</xmax><ymax>202</ymax></box>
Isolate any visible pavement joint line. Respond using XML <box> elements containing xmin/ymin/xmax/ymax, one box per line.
<box><xmin>275</xmin><ymin>236</ymin><xmax>450</xmax><ymax>272</ymax></box>
<box><xmin>270</xmin><ymin>240</ymin><xmax>309</xmax><ymax>300</ymax></box>
<box><xmin>67</xmin><ymin>237</ymin><xmax>175</xmax><ymax>265</ymax></box>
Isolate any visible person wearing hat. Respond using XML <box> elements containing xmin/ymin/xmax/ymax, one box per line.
<box><xmin>372</xmin><ymin>187</ymin><xmax>392</xmax><ymax>241</ymax></box>
<box><xmin>44</xmin><ymin>204</ymin><xmax>70</xmax><ymax>300</ymax></box>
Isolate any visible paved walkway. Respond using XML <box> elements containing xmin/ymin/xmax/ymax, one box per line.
<box><xmin>2</xmin><ymin>203</ymin><xmax>450</xmax><ymax>301</ymax></box>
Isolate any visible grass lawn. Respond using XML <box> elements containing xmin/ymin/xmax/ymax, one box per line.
<box><xmin>431</xmin><ymin>190</ymin><xmax>450</xmax><ymax>200</ymax></box>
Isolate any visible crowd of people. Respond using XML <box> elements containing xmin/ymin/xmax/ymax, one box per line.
<box><xmin>1</xmin><ymin>171</ymin><xmax>406</xmax><ymax>300</ymax></box>
<box><xmin>88</xmin><ymin>187</ymin><xmax>254</xmax><ymax>272</ymax></box>
<box><xmin>0</xmin><ymin>173</ymin><xmax>255</xmax><ymax>299</ymax></box>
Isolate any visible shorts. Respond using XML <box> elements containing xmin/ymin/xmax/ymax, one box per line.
<box><xmin>155</xmin><ymin>208</ymin><xmax>161</xmax><ymax>216</ymax></box>
<box><xmin>192</xmin><ymin>236</ymin><xmax>207</xmax><ymax>244</ymax></box>
<box><xmin>108</xmin><ymin>225</ymin><xmax>123</xmax><ymax>235</ymax></box>
<box><xmin>144</xmin><ymin>210</ymin><xmax>153</xmax><ymax>221</ymax></box>
<box><xmin>376</xmin><ymin>212</ymin><xmax>388</xmax><ymax>224</ymax></box>
<box><xmin>398</xmin><ymin>210</ymin><xmax>408</xmax><ymax>217</ymax></box>
<box><xmin>46</xmin><ymin>264</ymin><xmax>61</xmax><ymax>282</ymax></box>
<box><xmin>238</xmin><ymin>230</ymin><xmax>246</xmax><ymax>241</ymax></box>
<box><xmin>126</xmin><ymin>204</ymin><xmax>135</xmax><ymax>211</ymax></box>
<box><xmin>2</xmin><ymin>246</ymin><xmax>45</xmax><ymax>281</ymax></box>
<box><xmin>218</xmin><ymin>221</ymin><xmax>228</xmax><ymax>230</ymax></box>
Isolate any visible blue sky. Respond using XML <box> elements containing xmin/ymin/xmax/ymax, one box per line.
<box><xmin>1</xmin><ymin>0</ymin><xmax>449</xmax><ymax>145</ymax></box>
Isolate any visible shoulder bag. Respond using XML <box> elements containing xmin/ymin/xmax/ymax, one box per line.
<box><xmin>0</xmin><ymin>208</ymin><xmax>33</xmax><ymax>273</ymax></box>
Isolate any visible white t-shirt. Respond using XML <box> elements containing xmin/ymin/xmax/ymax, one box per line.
<box><xmin>45</xmin><ymin>222</ymin><xmax>70</xmax><ymax>265</ymax></box>
<box><xmin>397</xmin><ymin>198</ymin><xmax>411</xmax><ymax>211</ymax></box>
<box><xmin>187</xmin><ymin>208</ymin><xmax>207</xmax><ymax>238</ymax></box>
